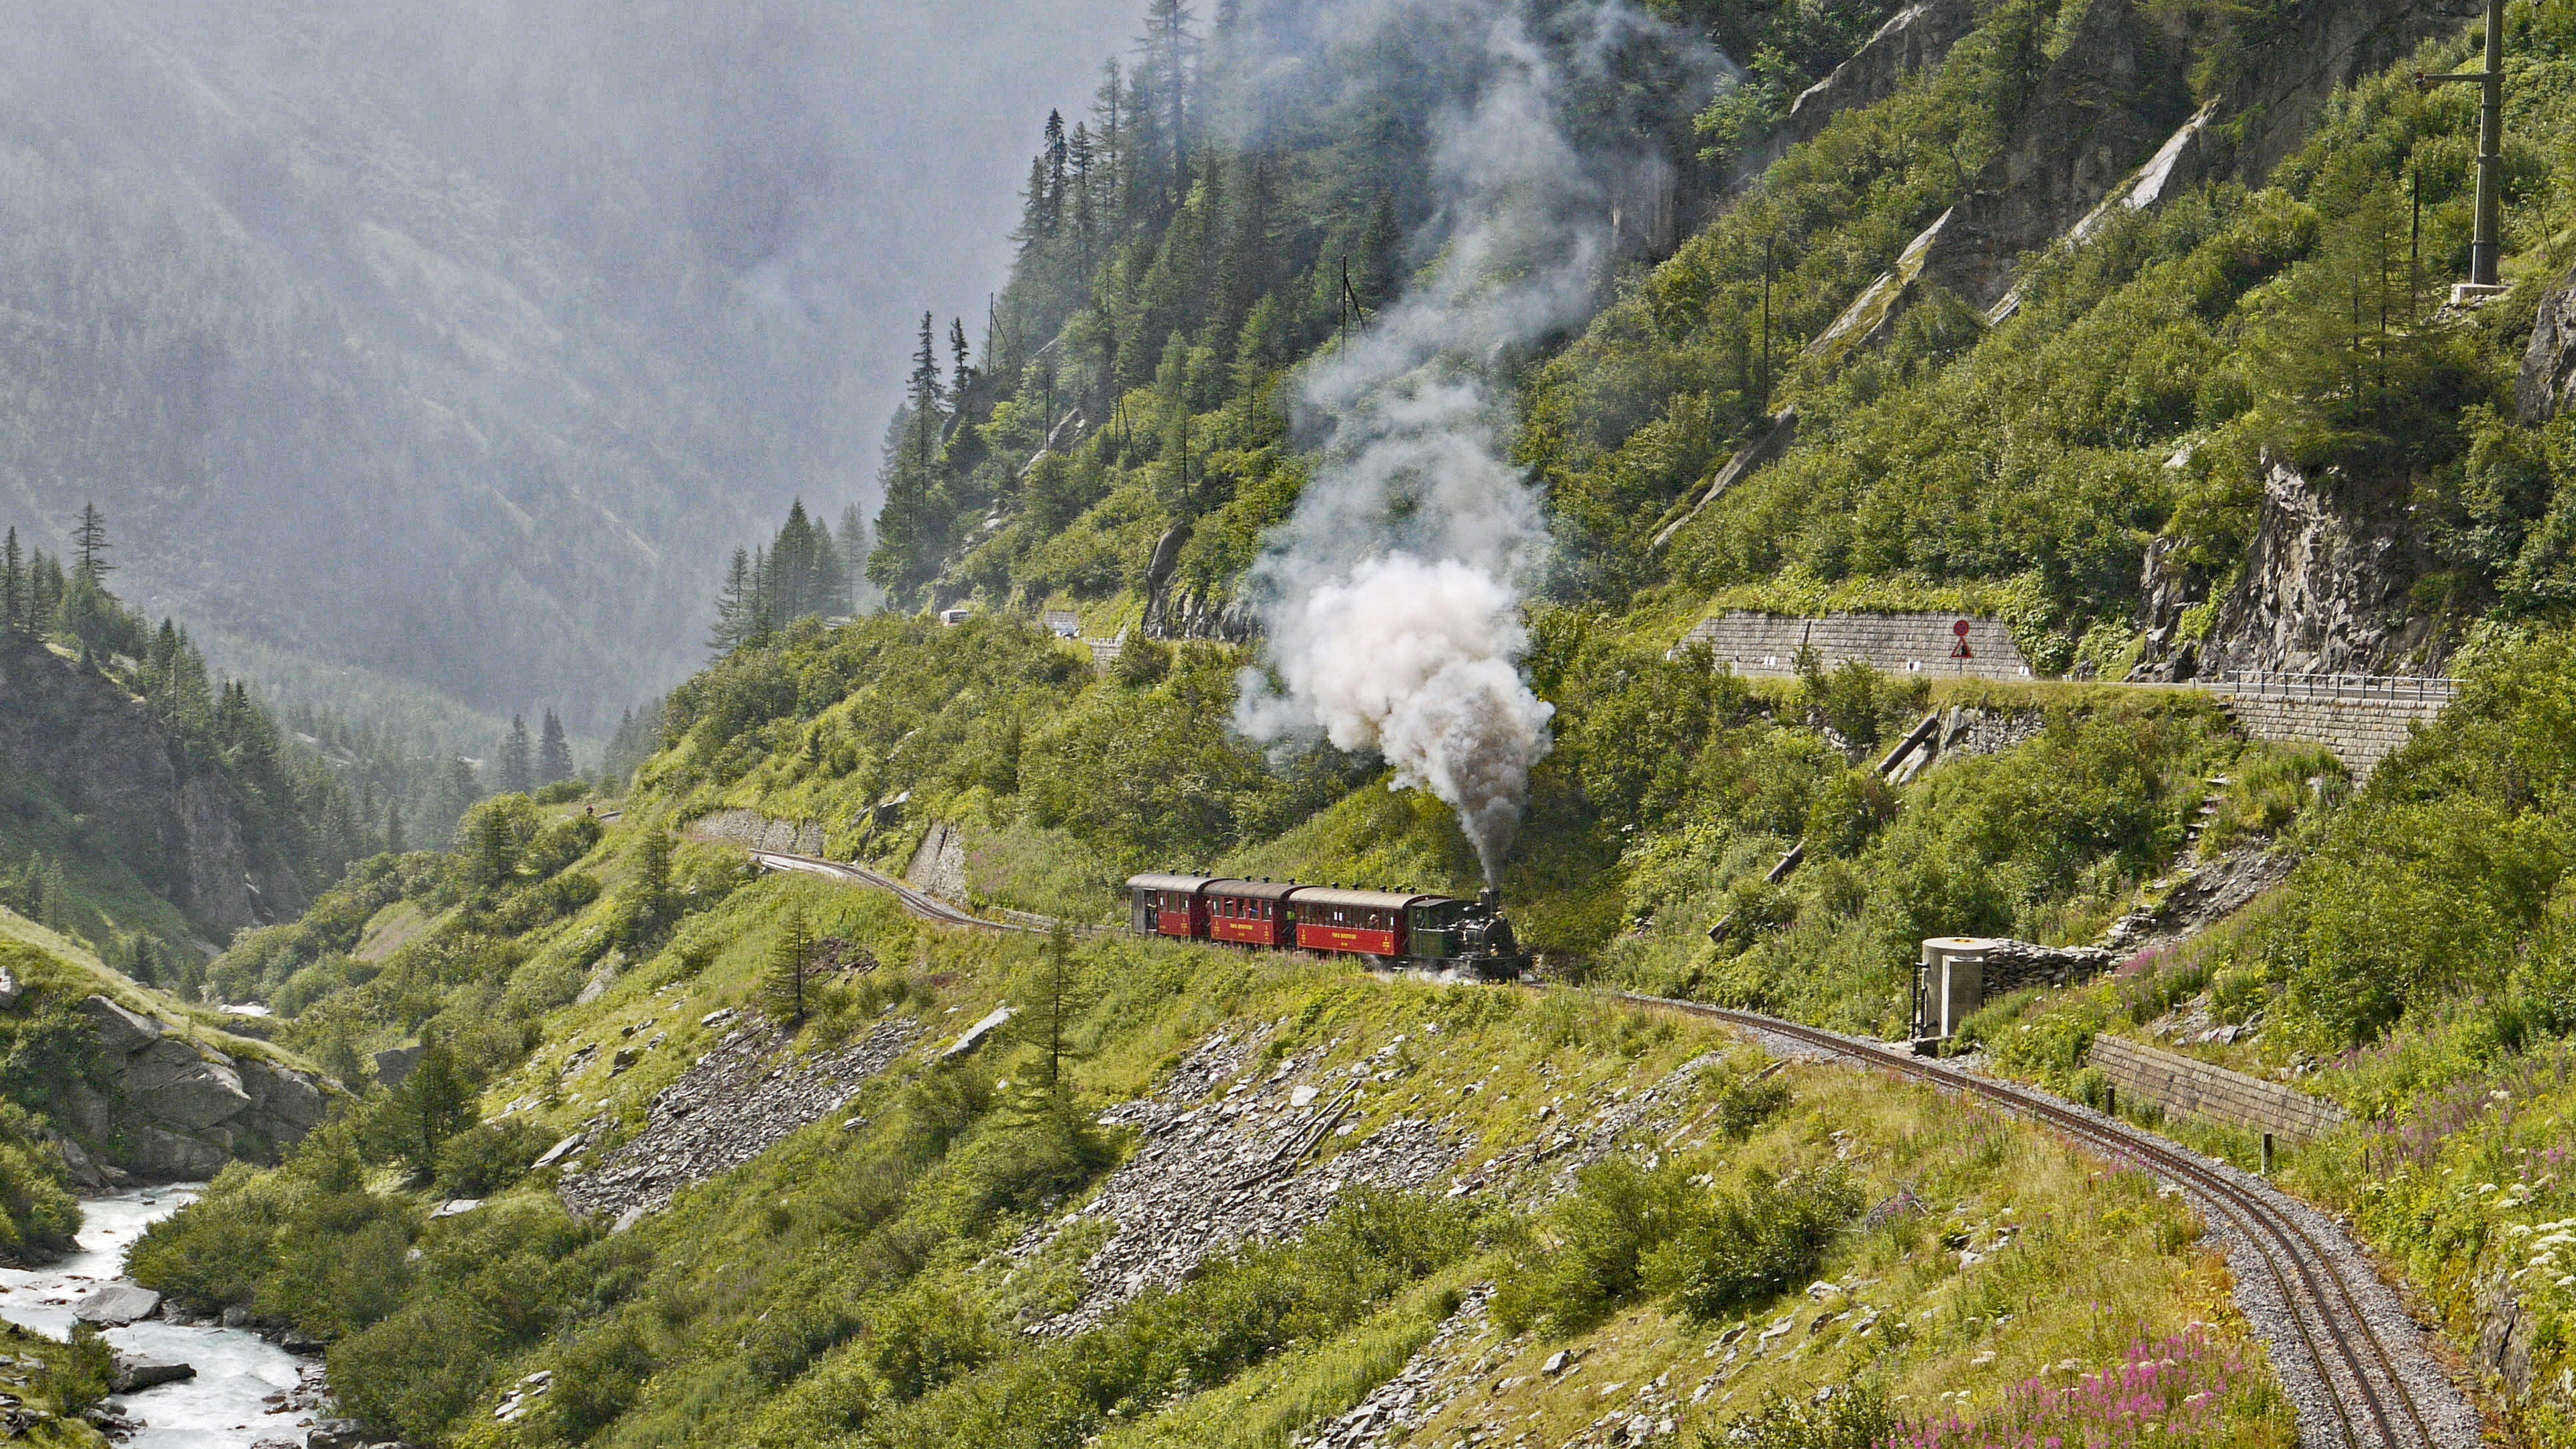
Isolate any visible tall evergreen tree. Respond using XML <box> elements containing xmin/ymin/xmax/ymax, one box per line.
<box><xmin>71</xmin><ymin>503</ymin><xmax>111</xmax><ymax>581</ymax></box>
<box><xmin>500</xmin><ymin>716</ymin><xmax>533</xmax><ymax>796</ymax></box>
<box><xmin>710</xmin><ymin>547</ymin><xmax>755</xmax><ymax>655</ymax></box>
<box><xmin>763</xmin><ymin>903</ymin><xmax>818</xmax><ymax>1025</ymax></box>
<box><xmin>537</xmin><ymin>711</ymin><xmax>575</xmax><ymax>786</ymax></box>
<box><xmin>1</xmin><ymin>529</ymin><xmax>21</xmax><ymax>634</ymax></box>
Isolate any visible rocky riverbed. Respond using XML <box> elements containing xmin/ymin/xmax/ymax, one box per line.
<box><xmin>0</xmin><ymin>1187</ymin><xmax>323</xmax><ymax>1448</ymax></box>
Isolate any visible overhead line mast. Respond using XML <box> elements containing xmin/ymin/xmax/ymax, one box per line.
<box><xmin>2419</xmin><ymin>0</ymin><xmax>2508</xmax><ymax>300</ymax></box>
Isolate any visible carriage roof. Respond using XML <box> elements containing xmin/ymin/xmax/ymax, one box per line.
<box><xmin>1126</xmin><ymin>873</ymin><xmax>1218</xmax><ymax>894</ymax></box>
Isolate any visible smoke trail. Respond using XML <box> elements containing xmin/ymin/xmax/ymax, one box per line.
<box><xmin>1234</xmin><ymin>0</ymin><xmax>1670</xmax><ymax>882</ymax></box>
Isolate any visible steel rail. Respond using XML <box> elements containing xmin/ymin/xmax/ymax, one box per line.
<box><xmin>1615</xmin><ymin>993</ymin><xmax>2438</xmax><ymax>1449</ymax></box>
<box><xmin>745</xmin><ymin>848</ymin><xmax>1040</xmax><ymax>933</ymax></box>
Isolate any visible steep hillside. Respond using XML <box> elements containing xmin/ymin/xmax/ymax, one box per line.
<box><xmin>124</xmin><ymin>800</ymin><xmax>2300</xmax><ymax>1448</ymax></box>
<box><xmin>109</xmin><ymin>0</ymin><xmax>2576</xmax><ymax>1444</ymax></box>
<box><xmin>0</xmin><ymin>625</ymin><xmax>371</xmax><ymax>964</ymax></box>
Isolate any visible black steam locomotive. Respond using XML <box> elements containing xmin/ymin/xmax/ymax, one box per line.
<box><xmin>1124</xmin><ymin>874</ymin><xmax>1534</xmax><ymax>980</ymax></box>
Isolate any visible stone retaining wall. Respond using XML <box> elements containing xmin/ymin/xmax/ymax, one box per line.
<box><xmin>2216</xmin><ymin>694</ymin><xmax>2436</xmax><ymax>780</ymax></box>
<box><xmin>689</xmin><ymin>808</ymin><xmax>825</xmax><ymax>857</ymax></box>
<box><xmin>1676</xmin><ymin>611</ymin><xmax>2035</xmax><ymax>682</ymax></box>
<box><xmin>2087</xmin><ymin>1033</ymin><xmax>2346</xmax><ymax>1141</ymax></box>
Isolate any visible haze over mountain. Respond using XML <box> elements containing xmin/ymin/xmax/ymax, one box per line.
<box><xmin>0</xmin><ymin>0</ymin><xmax>1142</xmax><ymax>729</ymax></box>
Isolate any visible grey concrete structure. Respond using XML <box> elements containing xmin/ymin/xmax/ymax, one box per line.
<box><xmin>1675</xmin><ymin>610</ymin><xmax>2035</xmax><ymax>682</ymax></box>
<box><xmin>2088</xmin><ymin>1033</ymin><xmax>2347</xmax><ymax>1142</ymax></box>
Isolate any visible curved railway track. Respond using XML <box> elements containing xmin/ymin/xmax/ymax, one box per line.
<box><xmin>745</xmin><ymin>848</ymin><xmax>1037</xmax><ymax>933</ymax></box>
<box><xmin>1617</xmin><ymin>994</ymin><xmax>2481</xmax><ymax>1449</ymax></box>
<box><xmin>709</xmin><ymin>839</ymin><xmax>2481</xmax><ymax>1446</ymax></box>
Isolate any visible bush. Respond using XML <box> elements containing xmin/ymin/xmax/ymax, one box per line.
<box><xmin>434</xmin><ymin>1119</ymin><xmax>557</xmax><ymax>1198</ymax></box>
<box><xmin>1647</xmin><ymin>1168</ymin><xmax>1859</xmax><ymax>1322</ymax></box>
<box><xmin>1702</xmin><ymin>1383</ymin><xmax>1897</xmax><ymax>1449</ymax></box>
<box><xmin>869</xmin><ymin>1283</ymin><xmax>1000</xmax><ymax>1401</ymax></box>
<box><xmin>1492</xmin><ymin>1158</ymin><xmax>1697</xmax><ymax>1337</ymax></box>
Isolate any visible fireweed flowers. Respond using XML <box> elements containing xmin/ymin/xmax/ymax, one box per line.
<box><xmin>1890</xmin><ymin>1330</ymin><xmax>2253</xmax><ymax>1448</ymax></box>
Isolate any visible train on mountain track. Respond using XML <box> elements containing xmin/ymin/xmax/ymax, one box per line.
<box><xmin>1124</xmin><ymin>874</ymin><xmax>1536</xmax><ymax>980</ymax></box>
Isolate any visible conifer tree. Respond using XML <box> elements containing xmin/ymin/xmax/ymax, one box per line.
<box><xmin>1</xmin><ymin>528</ymin><xmax>21</xmax><ymax>634</ymax></box>
<box><xmin>763</xmin><ymin>902</ymin><xmax>818</xmax><ymax>1025</ymax></box>
<box><xmin>710</xmin><ymin>546</ymin><xmax>755</xmax><ymax>655</ymax></box>
<box><xmin>537</xmin><ymin>711</ymin><xmax>575</xmax><ymax>785</ymax></box>
<box><xmin>71</xmin><ymin>503</ymin><xmax>111</xmax><ymax>581</ymax></box>
<box><xmin>385</xmin><ymin>801</ymin><xmax>406</xmax><ymax>855</ymax></box>
<box><xmin>500</xmin><ymin>716</ymin><xmax>533</xmax><ymax>796</ymax></box>
<box><xmin>1012</xmin><ymin>924</ymin><xmax>1092</xmax><ymax>1096</ymax></box>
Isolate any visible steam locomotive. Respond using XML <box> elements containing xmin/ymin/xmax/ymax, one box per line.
<box><xmin>1124</xmin><ymin>874</ymin><xmax>1535</xmax><ymax>980</ymax></box>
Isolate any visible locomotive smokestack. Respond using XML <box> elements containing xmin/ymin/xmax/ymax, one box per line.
<box><xmin>1480</xmin><ymin>886</ymin><xmax>1502</xmax><ymax>916</ymax></box>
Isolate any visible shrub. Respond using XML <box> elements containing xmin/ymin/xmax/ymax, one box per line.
<box><xmin>1703</xmin><ymin>1383</ymin><xmax>1897</xmax><ymax>1449</ymax></box>
<box><xmin>434</xmin><ymin>1119</ymin><xmax>557</xmax><ymax>1198</ymax></box>
<box><xmin>1647</xmin><ymin>1167</ymin><xmax>1860</xmax><ymax>1322</ymax></box>
<box><xmin>1492</xmin><ymin>1158</ymin><xmax>1698</xmax><ymax>1337</ymax></box>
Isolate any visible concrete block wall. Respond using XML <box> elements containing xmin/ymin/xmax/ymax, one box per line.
<box><xmin>2215</xmin><ymin>694</ymin><xmax>2438</xmax><ymax>780</ymax></box>
<box><xmin>1678</xmin><ymin>611</ymin><xmax>2035</xmax><ymax>682</ymax></box>
<box><xmin>2088</xmin><ymin>1034</ymin><xmax>2347</xmax><ymax>1141</ymax></box>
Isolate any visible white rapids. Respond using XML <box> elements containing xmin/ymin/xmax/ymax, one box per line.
<box><xmin>0</xmin><ymin>1187</ymin><xmax>313</xmax><ymax>1448</ymax></box>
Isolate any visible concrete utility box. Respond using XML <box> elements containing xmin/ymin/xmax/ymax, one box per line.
<box><xmin>1915</xmin><ymin>937</ymin><xmax>1999</xmax><ymax>1049</ymax></box>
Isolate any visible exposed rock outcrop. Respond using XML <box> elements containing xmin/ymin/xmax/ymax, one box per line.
<box><xmin>2520</xmin><ymin>265</ymin><xmax>2576</xmax><ymax>424</ymax></box>
<box><xmin>0</xmin><ymin>633</ymin><xmax>309</xmax><ymax>936</ymax></box>
<box><xmin>2196</xmin><ymin>456</ymin><xmax>2449</xmax><ymax>676</ymax></box>
<box><xmin>48</xmin><ymin>995</ymin><xmax>329</xmax><ymax>1182</ymax></box>
<box><xmin>1727</xmin><ymin>0</ymin><xmax>1982</xmax><ymax>189</ymax></box>
<box><xmin>688</xmin><ymin>808</ymin><xmax>826</xmax><ymax>857</ymax></box>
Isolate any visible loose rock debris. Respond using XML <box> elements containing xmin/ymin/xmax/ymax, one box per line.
<box><xmin>557</xmin><ymin>1018</ymin><xmax>918</xmax><ymax>1222</ymax></box>
<box><xmin>1021</xmin><ymin>1029</ymin><xmax>1464</xmax><ymax>1336</ymax></box>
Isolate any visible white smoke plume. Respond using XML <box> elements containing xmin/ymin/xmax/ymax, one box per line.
<box><xmin>1235</xmin><ymin>0</ymin><xmax>1674</xmax><ymax>882</ymax></box>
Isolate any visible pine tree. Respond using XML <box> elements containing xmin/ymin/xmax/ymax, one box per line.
<box><xmin>0</xmin><ymin>529</ymin><xmax>21</xmax><ymax>634</ymax></box>
<box><xmin>538</xmin><ymin>711</ymin><xmax>575</xmax><ymax>785</ymax></box>
<box><xmin>949</xmin><ymin>316</ymin><xmax>976</xmax><ymax>409</ymax></box>
<box><xmin>385</xmin><ymin>800</ymin><xmax>406</xmax><ymax>855</ymax></box>
<box><xmin>500</xmin><ymin>716</ymin><xmax>533</xmax><ymax>796</ymax></box>
<box><xmin>763</xmin><ymin>903</ymin><xmax>818</xmax><ymax>1024</ymax></box>
<box><xmin>710</xmin><ymin>546</ymin><xmax>755</xmax><ymax>655</ymax></box>
<box><xmin>71</xmin><ymin>503</ymin><xmax>111</xmax><ymax>582</ymax></box>
<box><xmin>383</xmin><ymin>1040</ymin><xmax>477</xmax><ymax>1182</ymax></box>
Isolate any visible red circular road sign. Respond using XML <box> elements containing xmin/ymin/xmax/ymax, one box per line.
<box><xmin>1952</xmin><ymin>619</ymin><xmax>1972</xmax><ymax>637</ymax></box>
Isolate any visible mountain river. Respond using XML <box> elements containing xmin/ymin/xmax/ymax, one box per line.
<box><xmin>0</xmin><ymin>1186</ymin><xmax>316</xmax><ymax>1447</ymax></box>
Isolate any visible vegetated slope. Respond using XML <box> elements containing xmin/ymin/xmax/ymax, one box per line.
<box><xmin>1924</xmin><ymin>629</ymin><xmax>2576</xmax><ymax>1444</ymax></box>
<box><xmin>0</xmin><ymin>615</ymin><xmax>376</xmax><ymax>969</ymax></box>
<box><xmin>125</xmin><ymin>795</ymin><xmax>2299</xmax><ymax>1448</ymax></box>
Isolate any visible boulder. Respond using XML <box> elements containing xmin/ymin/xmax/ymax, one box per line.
<box><xmin>373</xmin><ymin>1045</ymin><xmax>423</xmax><ymax>1087</ymax></box>
<box><xmin>109</xmin><ymin>1353</ymin><xmax>195</xmax><ymax>1392</ymax></box>
<box><xmin>124</xmin><ymin>1124</ymin><xmax>229</xmax><ymax>1181</ymax></box>
<box><xmin>72</xmin><ymin>1281</ymin><xmax>160</xmax><ymax>1326</ymax></box>
<box><xmin>0</xmin><ymin>965</ymin><xmax>19</xmax><ymax>1010</ymax></box>
<box><xmin>305</xmin><ymin>1421</ymin><xmax>371</xmax><ymax>1449</ymax></box>
<box><xmin>76</xmin><ymin>996</ymin><xmax>162</xmax><ymax>1055</ymax></box>
<box><xmin>120</xmin><ymin>1039</ymin><xmax>254</xmax><ymax>1130</ymax></box>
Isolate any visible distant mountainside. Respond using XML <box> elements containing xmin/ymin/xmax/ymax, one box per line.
<box><xmin>0</xmin><ymin>0</ymin><xmax>1132</xmax><ymax>728</ymax></box>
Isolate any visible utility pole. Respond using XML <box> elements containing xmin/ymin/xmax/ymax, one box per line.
<box><xmin>2419</xmin><ymin>0</ymin><xmax>2508</xmax><ymax>299</ymax></box>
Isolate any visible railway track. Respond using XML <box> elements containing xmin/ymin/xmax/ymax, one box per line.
<box><xmin>704</xmin><ymin>835</ymin><xmax>2483</xmax><ymax>1445</ymax></box>
<box><xmin>745</xmin><ymin>847</ymin><xmax>1040</xmax><ymax>933</ymax></box>
<box><xmin>1616</xmin><ymin>994</ymin><xmax>2483</xmax><ymax>1449</ymax></box>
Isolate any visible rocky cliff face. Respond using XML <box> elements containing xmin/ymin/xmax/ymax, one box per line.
<box><xmin>0</xmin><ymin>633</ymin><xmax>307</xmax><ymax>938</ymax></box>
<box><xmin>2196</xmin><ymin>457</ymin><xmax>2449</xmax><ymax>676</ymax></box>
<box><xmin>32</xmin><ymin>993</ymin><xmax>329</xmax><ymax>1184</ymax></box>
